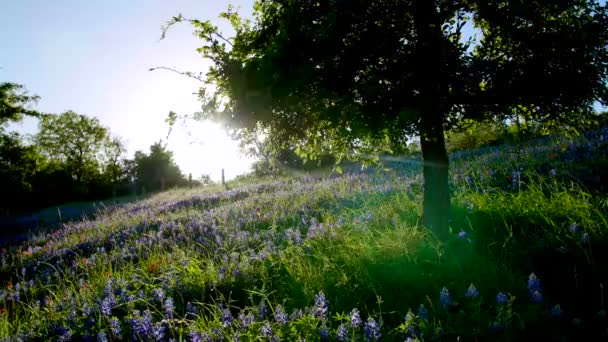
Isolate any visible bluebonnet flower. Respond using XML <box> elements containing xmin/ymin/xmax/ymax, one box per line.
<box><xmin>364</xmin><ymin>317</ymin><xmax>381</xmax><ymax>340</ymax></box>
<box><xmin>164</xmin><ymin>297</ymin><xmax>175</xmax><ymax>318</ymax></box>
<box><xmin>189</xmin><ymin>331</ymin><xmax>203</xmax><ymax>342</ymax></box>
<box><xmin>101</xmin><ymin>295</ymin><xmax>117</xmax><ymax>316</ymax></box>
<box><xmin>405</xmin><ymin>310</ymin><xmax>419</xmax><ymax>337</ymax></box>
<box><xmin>458</xmin><ymin>231</ymin><xmax>467</xmax><ymax>238</ymax></box>
<box><xmin>274</xmin><ymin>305</ymin><xmax>289</xmax><ymax>325</ymax></box>
<box><xmin>439</xmin><ymin>287</ymin><xmax>452</xmax><ymax>308</ymax></box>
<box><xmin>153</xmin><ymin>323</ymin><xmax>165</xmax><ymax>340</ymax></box>
<box><xmin>319</xmin><ymin>327</ymin><xmax>329</xmax><ymax>341</ymax></box>
<box><xmin>531</xmin><ymin>290</ymin><xmax>543</xmax><ymax>303</ymax></box>
<box><xmin>313</xmin><ymin>291</ymin><xmax>329</xmax><ymax>320</ymax></box>
<box><xmin>103</xmin><ymin>280</ymin><xmax>113</xmax><ymax>298</ymax></box>
<box><xmin>131</xmin><ymin>310</ymin><xmax>154</xmax><ymax>339</ymax></box>
<box><xmin>551</xmin><ymin>304</ymin><xmax>563</xmax><ymax>318</ymax></box>
<box><xmin>261</xmin><ymin>322</ymin><xmax>273</xmax><ymax>337</ymax></box>
<box><xmin>290</xmin><ymin>309</ymin><xmax>304</xmax><ymax>320</ymax></box>
<box><xmin>582</xmin><ymin>233</ymin><xmax>590</xmax><ymax>244</ymax></box>
<box><xmin>152</xmin><ymin>288</ymin><xmax>165</xmax><ymax>302</ymax></box>
<box><xmin>239</xmin><ymin>311</ymin><xmax>254</xmax><ymax>328</ymax></box>
<box><xmin>417</xmin><ymin>304</ymin><xmax>428</xmax><ymax>320</ymax></box>
<box><xmin>337</xmin><ymin>324</ymin><xmax>349</xmax><ymax>341</ymax></box>
<box><xmin>569</xmin><ymin>223</ymin><xmax>581</xmax><ymax>234</ymax></box>
<box><xmin>496</xmin><ymin>292</ymin><xmax>508</xmax><ymax>305</ymax></box>
<box><xmin>491</xmin><ymin>321</ymin><xmax>504</xmax><ymax>332</ymax></box>
<box><xmin>221</xmin><ymin>306</ymin><xmax>233</xmax><ymax>327</ymax></box>
<box><xmin>110</xmin><ymin>317</ymin><xmax>121</xmax><ymax>337</ymax></box>
<box><xmin>258</xmin><ymin>302</ymin><xmax>268</xmax><ymax>319</ymax></box>
<box><xmin>218</xmin><ymin>266</ymin><xmax>227</xmax><ymax>281</ymax></box>
<box><xmin>527</xmin><ymin>273</ymin><xmax>541</xmax><ymax>295</ymax></box>
<box><xmin>97</xmin><ymin>331</ymin><xmax>108</xmax><ymax>342</ymax></box>
<box><xmin>465</xmin><ymin>283</ymin><xmax>479</xmax><ymax>298</ymax></box>
<box><xmin>187</xmin><ymin>302</ymin><xmax>200</xmax><ymax>319</ymax></box>
<box><xmin>350</xmin><ymin>308</ymin><xmax>362</xmax><ymax>328</ymax></box>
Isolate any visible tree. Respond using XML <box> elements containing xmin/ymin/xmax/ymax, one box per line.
<box><xmin>103</xmin><ymin>136</ymin><xmax>127</xmax><ymax>184</ymax></box>
<box><xmin>0</xmin><ymin>82</ymin><xmax>43</xmax><ymax>127</ymax></box>
<box><xmin>35</xmin><ymin>111</ymin><xmax>110</xmax><ymax>184</ymax></box>
<box><xmin>132</xmin><ymin>141</ymin><xmax>186</xmax><ymax>192</ymax></box>
<box><xmin>159</xmin><ymin>1</ymin><xmax>608</xmax><ymax>239</ymax></box>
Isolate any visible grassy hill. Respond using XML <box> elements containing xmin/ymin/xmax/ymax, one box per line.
<box><xmin>0</xmin><ymin>127</ymin><xmax>607</xmax><ymax>341</ymax></box>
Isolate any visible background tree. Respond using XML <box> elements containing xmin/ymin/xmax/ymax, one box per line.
<box><xmin>0</xmin><ymin>82</ymin><xmax>43</xmax><ymax>126</ymax></box>
<box><xmin>133</xmin><ymin>141</ymin><xmax>186</xmax><ymax>193</ymax></box>
<box><xmin>35</xmin><ymin>110</ymin><xmax>109</xmax><ymax>184</ymax></box>
<box><xmin>102</xmin><ymin>136</ymin><xmax>127</xmax><ymax>196</ymax></box>
<box><xmin>159</xmin><ymin>0</ymin><xmax>608</xmax><ymax>239</ymax></box>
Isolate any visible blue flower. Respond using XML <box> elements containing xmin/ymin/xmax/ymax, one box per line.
<box><xmin>531</xmin><ymin>290</ymin><xmax>543</xmax><ymax>303</ymax></box>
<box><xmin>101</xmin><ymin>295</ymin><xmax>116</xmax><ymax>317</ymax></box>
<box><xmin>319</xmin><ymin>327</ymin><xmax>329</xmax><ymax>341</ymax></box>
<box><xmin>496</xmin><ymin>292</ymin><xmax>508</xmax><ymax>305</ymax></box>
<box><xmin>97</xmin><ymin>331</ymin><xmax>108</xmax><ymax>342</ymax></box>
<box><xmin>313</xmin><ymin>291</ymin><xmax>329</xmax><ymax>320</ymax></box>
<box><xmin>569</xmin><ymin>223</ymin><xmax>581</xmax><ymax>234</ymax></box>
<box><xmin>458</xmin><ymin>231</ymin><xmax>467</xmax><ymax>238</ymax></box>
<box><xmin>221</xmin><ymin>306</ymin><xmax>233</xmax><ymax>327</ymax></box>
<box><xmin>274</xmin><ymin>305</ymin><xmax>289</xmax><ymax>325</ymax></box>
<box><xmin>261</xmin><ymin>322</ymin><xmax>273</xmax><ymax>337</ymax></box>
<box><xmin>349</xmin><ymin>308</ymin><xmax>363</xmax><ymax>328</ymax></box>
<box><xmin>110</xmin><ymin>317</ymin><xmax>121</xmax><ymax>337</ymax></box>
<box><xmin>239</xmin><ymin>311</ymin><xmax>254</xmax><ymax>328</ymax></box>
<box><xmin>551</xmin><ymin>304</ymin><xmax>563</xmax><ymax>318</ymax></box>
<box><xmin>258</xmin><ymin>302</ymin><xmax>268</xmax><ymax>319</ymax></box>
<box><xmin>527</xmin><ymin>273</ymin><xmax>541</xmax><ymax>294</ymax></box>
<box><xmin>337</xmin><ymin>324</ymin><xmax>349</xmax><ymax>341</ymax></box>
<box><xmin>417</xmin><ymin>304</ymin><xmax>428</xmax><ymax>320</ymax></box>
<box><xmin>439</xmin><ymin>287</ymin><xmax>452</xmax><ymax>308</ymax></box>
<box><xmin>364</xmin><ymin>317</ymin><xmax>381</xmax><ymax>340</ymax></box>
<box><xmin>164</xmin><ymin>297</ymin><xmax>175</xmax><ymax>318</ymax></box>
<box><xmin>152</xmin><ymin>288</ymin><xmax>166</xmax><ymax>302</ymax></box>
<box><xmin>465</xmin><ymin>283</ymin><xmax>479</xmax><ymax>298</ymax></box>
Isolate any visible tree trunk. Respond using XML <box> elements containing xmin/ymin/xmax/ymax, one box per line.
<box><xmin>420</xmin><ymin>114</ymin><xmax>450</xmax><ymax>240</ymax></box>
<box><xmin>415</xmin><ymin>0</ymin><xmax>451</xmax><ymax>240</ymax></box>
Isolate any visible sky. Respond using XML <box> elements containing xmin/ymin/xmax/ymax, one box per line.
<box><xmin>1</xmin><ymin>0</ymin><xmax>256</xmax><ymax>182</ymax></box>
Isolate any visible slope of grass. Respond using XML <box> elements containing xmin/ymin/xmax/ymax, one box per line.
<box><xmin>0</xmin><ymin>127</ymin><xmax>607</xmax><ymax>341</ymax></box>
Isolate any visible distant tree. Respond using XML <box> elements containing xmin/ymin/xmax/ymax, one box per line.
<box><xmin>160</xmin><ymin>0</ymin><xmax>608</xmax><ymax>238</ymax></box>
<box><xmin>133</xmin><ymin>141</ymin><xmax>186</xmax><ymax>192</ymax></box>
<box><xmin>102</xmin><ymin>136</ymin><xmax>127</xmax><ymax>184</ymax></box>
<box><xmin>35</xmin><ymin>111</ymin><xmax>109</xmax><ymax>184</ymax></box>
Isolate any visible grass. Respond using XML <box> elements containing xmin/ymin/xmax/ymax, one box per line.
<box><xmin>0</xmin><ymin>127</ymin><xmax>607</xmax><ymax>341</ymax></box>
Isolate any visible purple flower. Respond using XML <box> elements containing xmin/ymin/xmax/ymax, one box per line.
<box><xmin>189</xmin><ymin>331</ymin><xmax>203</xmax><ymax>342</ymax></box>
<box><xmin>531</xmin><ymin>290</ymin><xmax>543</xmax><ymax>303</ymax></box>
<box><xmin>465</xmin><ymin>283</ymin><xmax>479</xmax><ymax>298</ymax></box>
<box><xmin>364</xmin><ymin>317</ymin><xmax>381</xmax><ymax>340</ymax></box>
<box><xmin>258</xmin><ymin>302</ymin><xmax>268</xmax><ymax>319</ymax></box>
<box><xmin>110</xmin><ymin>318</ymin><xmax>121</xmax><ymax>337</ymax></box>
<box><xmin>274</xmin><ymin>305</ymin><xmax>289</xmax><ymax>325</ymax></box>
<box><xmin>527</xmin><ymin>273</ymin><xmax>541</xmax><ymax>294</ymax></box>
<box><xmin>337</xmin><ymin>324</ymin><xmax>349</xmax><ymax>341</ymax></box>
<box><xmin>551</xmin><ymin>304</ymin><xmax>563</xmax><ymax>318</ymax></box>
<box><xmin>496</xmin><ymin>292</ymin><xmax>508</xmax><ymax>305</ymax></box>
<box><xmin>319</xmin><ymin>327</ymin><xmax>329</xmax><ymax>341</ymax></box>
<box><xmin>458</xmin><ymin>231</ymin><xmax>467</xmax><ymax>238</ymax></box>
<box><xmin>239</xmin><ymin>311</ymin><xmax>254</xmax><ymax>328</ymax></box>
<box><xmin>101</xmin><ymin>295</ymin><xmax>117</xmax><ymax>316</ymax></box>
<box><xmin>569</xmin><ymin>223</ymin><xmax>581</xmax><ymax>234</ymax></box>
<box><xmin>417</xmin><ymin>304</ymin><xmax>428</xmax><ymax>320</ymax></box>
<box><xmin>439</xmin><ymin>287</ymin><xmax>452</xmax><ymax>308</ymax></box>
<box><xmin>164</xmin><ymin>297</ymin><xmax>175</xmax><ymax>318</ymax></box>
<box><xmin>221</xmin><ymin>306</ymin><xmax>234</xmax><ymax>327</ymax></box>
<box><xmin>97</xmin><ymin>331</ymin><xmax>108</xmax><ymax>342</ymax></box>
<box><xmin>350</xmin><ymin>308</ymin><xmax>362</xmax><ymax>328</ymax></box>
<box><xmin>313</xmin><ymin>291</ymin><xmax>329</xmax><ymax>320</ymax></box>
<box><xmin>261</xmin><ymin>322</ymin><xmax>273</xmax><ymax>337</ymax></box>
<box><xmin>152</xmin><ymin>288</ymin><xmax>165</xmax><ymax>302</ymax></box>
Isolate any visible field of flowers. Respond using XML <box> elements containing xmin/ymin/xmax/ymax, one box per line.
<box><xmin>1</xmin><ymin>127</ymin><xmax>607</xmax><ymax>341</ymax></box>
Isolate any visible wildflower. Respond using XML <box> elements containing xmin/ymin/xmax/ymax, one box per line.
<box><xmin>189</xmin><ymin>331</ymin><xmax>203</xmax><ymax>342</ymax></box>
<box><xmin>164</xmin><ymin>297</ymin><xmax>175</xmax><ymax>318</ymax></box>
<box><xmin>531</xmin><ymin>290</ymin><xmax>543</xmax><ymax>303</ymax></box>
<box><xmin>350</xmin><ymin>308</ymin><xmax>362</xmax><ymax>328</ymax></box>
<box><xmin>582</xmin><ymin>233</ymin><xmax>590</xmax><ymax>244</ymax></box>
<box><xmin>569</xmin><ymin>223</ymin><xmax>581</xmax><ymax>234</ymax></box>
<box><xmin>239</xmin><ymin>311</ymin><xmax>254</xmax><ymax>328</ymax></box>
<box><xmin>261</xmin><ymin>322</ymin><xmax>273</xmax><ymax>337</ymax></box>
<box><xmin>528</xmin><ymin>273</ymin><xmax>541</xmax><ymax>294</ymax></box>
<box><xmin>274</xmin><ymin>305</ymin><xmax>289</xmax><ymax>325</ymax></box>
<box><xmin>319</xmin><ymin>326</ymin><xmax>329</xmax><ymax>341</ymax></box>
<box><xmin>337</xmin><ymin>324</ymin><xmax>349</xmax><ymax>341</ymax></box>
<box><xmin>458</xmin><ymin>231</ymin><xmax>467</xmax><ymax>239</ymax></box>
<box><xmin>110</xmin><ymin>317</ymin><xmax>121</xmax><ymax>337</ymax></box>
<box><xmin>313</xmin><ymin>291</ymin><xmax>329</xmax><ymax>320</ymax></box>
<box><xmin>101</xmin><ymin>295</ymin><xmax>117</xmax><ymax>316</ymax></box>
<box><xmin>258</xmin><ymin>302</ymin><xmax>268</xmax><ymax>319</ymax></box>
<box><xmin>550</xmin><ymin>169</ymin><xmax>557</xmax><ymax>177</ymax></box>
<box><xmin>465</xmin><ymin>283</ymin><xmax>479</xmax><ymax>298</ymax></box>
<box><xmin>221</xmin><ymin>306</ymin><xmax>233</xmax><ymax>327</ymax></box>
<box><xmin>491</xmin><ymin>321</ymin><xmax>504</xmax><ymax>332</ymax></box>
<box><xmin>153</xmin><ymin>323</ymin><xmax>165</xmax><ymax>340</ymax></box>
<box><xmin>439</xmin><ymin>287</ymin><xmax>452</xmax><ymax>308</ymax></box>
<box><xmin>97</xmin><ymin>331</ymin><xmax>108</xmax><ymax>342</ymax></box>
<box><xmin>496</xmin><ymin>292</ymin><xmax>508</xmax><ymax>305</ymax></box>
<box><xmin>417</xmin><ymin>304</ymin><xmax>428</xmax><ymax>320</ymax></box>
<box><xmin>364</xmin><ymin>317</ymin><xmax>381</xmax><ymax>340</ymax></box>
<box><xmin>152</xmin><ymin>288</ymin><xmax>165</xmax><ymax>302</ymax></box>
<box><xmin>551</xmin><ymin>304</ymin><xmax>563</xmax><ymax>318</ymax></box>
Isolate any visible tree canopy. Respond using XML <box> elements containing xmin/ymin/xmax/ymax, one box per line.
<box><xmin>161</xmin><ymin>0</ymin><xmax>608</xmax><ymax>238</ymax></box>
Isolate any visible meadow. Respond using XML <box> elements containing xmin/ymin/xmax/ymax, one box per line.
<box><xmin>1</xmin><ymin>127</ymin><xmax>607</xmax><ymax>341</ymax></box>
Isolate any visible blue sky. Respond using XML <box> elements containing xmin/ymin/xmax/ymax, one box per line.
<box><xmin>1</xmin><ymin>0</ymin><xmax>256</xmax><ymax>181</ymax></box>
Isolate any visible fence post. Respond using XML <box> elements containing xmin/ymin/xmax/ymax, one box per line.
<box><xmin>221</xmin><ymin>169</ymin><xmax>225</xmax><ymax>187</ymax></box>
